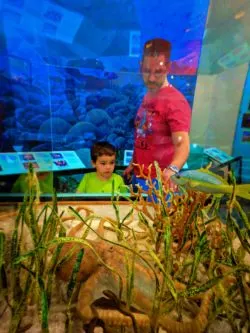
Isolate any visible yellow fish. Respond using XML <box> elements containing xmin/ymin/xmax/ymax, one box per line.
<box><xmin>172</xmin><ymin>168</ymin><xmax>250</xmax><ymax>200</ymax></box>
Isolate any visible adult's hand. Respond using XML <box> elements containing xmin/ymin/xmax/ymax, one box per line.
<box><xmin>163</xmin><ymin>168</ymin><xmax>178</xmax><ymax>192</ymax></box>
<box><xmin>123</xmin><ymin>164</ymin><xmax>134</xmax><ymax>181</ymax></box>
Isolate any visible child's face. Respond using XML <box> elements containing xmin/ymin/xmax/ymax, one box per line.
<box><xmin>92</xmin><ymin>154</ymin><xmax>116</xmax><ymax>180</ymax></box>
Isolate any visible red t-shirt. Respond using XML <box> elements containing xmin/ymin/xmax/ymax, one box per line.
<box><xmin>133</xmin><ymin>85</ymin><xmax>191</xmax><ymax>178</ymax></box>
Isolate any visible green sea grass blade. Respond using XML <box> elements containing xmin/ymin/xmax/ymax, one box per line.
<box><xmin>188</xmin><ymin>231</ymin><xmax>207</xmax><ymax>286</ymax></box>
<box><xmin>121</xmin><ymin>206</ymin><xmax>134</xmax><ymax>226</ymax></box>
<box><xmin>0</xmin><ymin>232</ymin><xmax>5</xmax><ymax>271</ymax></box>
<box><xmin>138</xmin><ymin>211</ymin><xmax>155</xmax><ymax>242</ymax></box>
<box><xmin>181</xmin><ymin>264</ymin><xmax>250</xmax><ymax>298</ymax></box>
<box><xmin>146</xmin><ymin>245</ymin><xmax>177</xmax><ymax>301</ymax></box>
<box><xmin>65</xmin><ymin>248</ymin><xmax>85</xmax><ymax>333</ymax></box>
<box><xmin>179</xmin><ymin>203</ymin><xmax>200</xmax><ymax>251</ymax></box>
<box><xmin>0</xmin><ymin>232</ymin><xmax>7</xmax><ymax>293</ymax></box>
<box><xmin>37</xmin><ymin>277</ymin><xmax>49</xmax><ymax>333</ymax></box>
<box><xmin>125</xmin><ymin>249</ymin><xmax>136</xmax><ymax>309</ymax></box>
<box><xmin>67</xmin><ymin>248</ymin><xmax>84</xmax><ymax>299</ymax></box>
<box><xmin>233</xmin><ymin>200</ymin><xmax>250</xmax><ymax>234</ymax></box>
<box><xmin>46</xmin><ymin>227</ymin><xmax>66</xmax><ymax>308</ymax></box>
<box><xmin>228</xmin><ymin>214</ymin><xmax>250</xmax><ymax>254</ymax></box>
<box><xmin>163</xmin><ymin>218</ymin><xmax>172</xmax><ymax>274</ymax></box>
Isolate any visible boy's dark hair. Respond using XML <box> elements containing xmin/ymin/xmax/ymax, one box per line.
<box><xmin>91</xmin><ymin>141</ymin><xmax>116</xmax><ymax>162</ymax></box>
<box><xmin>143</xmin><ymin>38</ymin><xmax>171</xmax><ymax>61</ymax></box>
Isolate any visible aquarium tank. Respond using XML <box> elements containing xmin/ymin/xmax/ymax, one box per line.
<box><xmin>0</xmin><ymin>0</ymin><xmax>249</xmax><ymax>195</ymax></box>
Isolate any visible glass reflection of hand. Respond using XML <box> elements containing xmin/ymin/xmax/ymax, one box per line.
<box><xmin>123</xmin><ymin>164</ymin><xmax>134</xmax><ymax>181</ymax></box>
<box><xmin>163</xmin><ymin>168</ymin><xmax>178</xmax><ymax>192</ymax></box>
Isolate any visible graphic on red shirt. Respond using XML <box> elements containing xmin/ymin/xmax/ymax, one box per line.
<box><xmin>135</xmin><ymin>102</ymin><xmax>155</xmax><ymax>139</ymax></box>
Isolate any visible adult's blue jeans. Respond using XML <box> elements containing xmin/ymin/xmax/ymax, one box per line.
<box><xmin>132</xmin><ymin>175</ymin><xmax>173</xmax><ymax>203</ymax></box>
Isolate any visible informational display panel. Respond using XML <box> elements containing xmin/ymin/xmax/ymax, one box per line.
<box><xmin>0</xmin><ymin>151</ymin><xmax>85</xmax><ymax>175</ymax></box>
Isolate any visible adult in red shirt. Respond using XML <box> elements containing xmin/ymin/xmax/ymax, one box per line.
<box><xmin>124</xmin><ymin>38</ymin><xmax>191</xmax><ymax>187</ymax></box>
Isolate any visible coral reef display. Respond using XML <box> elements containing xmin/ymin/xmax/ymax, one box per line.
<box><xmin>0</xmin><ymin>56</ymin><xmax>196</xmax><ymax>155</ymax></box>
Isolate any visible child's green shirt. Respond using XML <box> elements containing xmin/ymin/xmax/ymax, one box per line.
<box><xmin>77</xmin><ymin>172</ymin><xmax>126</xmax><ymax>193</ymax></box>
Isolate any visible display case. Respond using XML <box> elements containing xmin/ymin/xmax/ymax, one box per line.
<box><xmin>0</xmin><ymin>2</ymin><xmax>250</xmax><ymax>333</ymax></box>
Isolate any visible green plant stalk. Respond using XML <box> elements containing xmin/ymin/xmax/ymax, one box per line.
<box><xmin>37</xmin><ymin>211</ymin><xmax>50</xmax><ymax>281</ymax></box>
<box><xmin>180</xmin><ymin>275</ymin><xmax>221</xmax><ymax>298</ymax></box>
<box><xmin>125</xmin><ymin>250</ymin><xmax>135</xmax><ymax>309</ymax></box>
<box><xmin>9</xmin><ymin>257</ymin><xmax>35</xmax><ymax>333</ymax></box>
<box><xmin>225</xmin><ymin>208</ymin><xmax>250</xmax><ymax>325</ymax></box>
<box><xmin>146</xmin><ymin>245</ymin><xmax>177</xmax><ymax>302</ymax></box>
<box><xmin>207</xmin><ymin>196</ymin><xmax>222</xmax><ymax>217</ymax></box>
<box><xmin>38</xmin><ymin>277</ymin><xmax>49</xmax><ymax>333</ymax></box>
<box><xmin>228</xmin><ymin>213</ymin><xmax>250</xmax><ymax>254</ymax></box>
<box><xmin>0</xmin><ymin>232</ymin><xmax>5</xmax><ymax>273</ymax></box>
<box><xmin>45</xmin><ymin>208</ymin><xmax>64</xmax><ymax>244</ymax></box>
<box><xmin>129</xmin><ymin>237</ymin><xmax>136</xmax><ymax>309</ymax></box>
<box><xmin>111</xmin><ymin>180</ymin><xmax>122</xmax><ymax>233</ymax></box>
<box><xmin>46</xmin><ymin>226</ymin><xmax>66</xmax><ymax>308</ymax></box>
<box><xmin>188</xmin><ymin>231</ymin><xmax>207</xmax><ymax>286</ymax></box>
<box><xmin>38</xmin><ymin>204</ymin><xmax>55</xmax><ymax>245</ymax></box>
<box><xmin>67</xmin><ymin>248</ymin><xmax>84</xmax><ymax>299</ymax></box>
<box><xmin>0</xmin><ymin>232</ymin><xmax>6</xmax><ymax>293</ymax></box>
<box><xmin>235</xmin><ymin>272</ymin><xmax>250</xmax><ymax>327</ymax></box>
<box><xmin>180</xmin><ymin>264</ymin><xmax>250</xmax><ymax>298</ymax></box>
<box><xmin>65</xmin><ymin>248</ymin><xmax>85</xmax><ymax>333</ymax></box>
<box><xmin>26</xmin><ymin>203</ymin><xmax>39</xmax><ymax>248</ymax></box>
<box><xmin>81</xmin><ymin>218</ymin><xmax>94</xmax><ymax>240</ymax></box>
<box><xmin>193</xmin><ymin>210</ymin><xmax>201</xmax><ymax>238</ymax></box>
<box><xmin>138</xmin><ymin>211</ymin><xmax>155</xmax><ymax>243</ymax></box>
<box><xmin>179</xmin><ymin>202</ymin><xmax>200</xmax><ymax>251</ymax></box>
<box><xmin>121</xmin><ymin>206</ymin><xmax>134</xmax><ymax>227</ymax></box>
<box><xmin>27</xmin><ymin>203</ymin><xmax>45</xmax><ymax>306</ymax></box>
<box><xmin>155</xmin><ymin>218</ymin><xmax>164</xmax><ymax>254</ymax></box>
<box><xmin>39</xmin><ymin>207</ymin><xmax>65</xmax><ymax>284</ymax></box>
<box><xmin>10</xmin><ymin>202</ymin><xmax>27</xmax><ymax>306</ymax></box>
<box><xmin>151</xmin><ymin>272</ymin><xmax>168</xmax><ymax>332</ymax></box>
<box><xmin>204</xmin><ymin>215</ymin><xmax>220</xmax><ymax>226</ymax></box>
<box><xmin>163</xmin><ymin>217</ymin><xmax>172</xmax><ymax>274</ymax></box>
<box><xmin>17</xmin><ymin>263</ymin><xmax>49</xmax><ymax>333</ymax></box>
<box><xmin>217</xmin><ymin>282</ymin><xmax>239</xmax><ymax>333</ymax></box>
<box><xmin>233</xmin><ymin>200</ymin><xmax>250</xmax><ymax>234</ymax></box>
<box><xmin>9</xmin><ymin>190</ymin><xmax>54</xmax><ymax>332</ymax></box>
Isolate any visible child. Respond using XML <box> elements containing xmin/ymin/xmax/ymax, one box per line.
<box><xmin>77</xmin><ymin>141</ymin><xmax>126</xmax><ymax>194</ymax></box>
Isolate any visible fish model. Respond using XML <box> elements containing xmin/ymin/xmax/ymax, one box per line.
<box><xmin>171</xmin><ymin>168</ymin><xmax>250</xmax><ymax>200</ymax></box>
